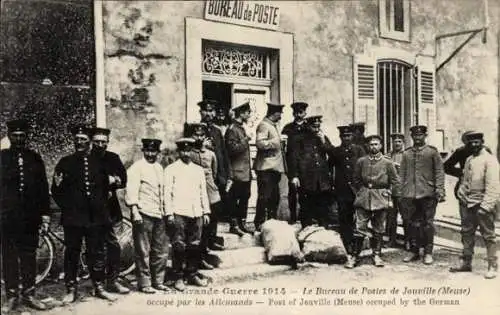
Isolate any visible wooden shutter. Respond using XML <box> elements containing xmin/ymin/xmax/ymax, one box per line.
<box><xmin>416</xmin><ymin>56</ymin><xmax>437</xmax><ymax>146</ymax></box>
<box><xmin>353</xmin><ymin>54</ymin><xmax>378</xmax><ymax>135</ymax></box>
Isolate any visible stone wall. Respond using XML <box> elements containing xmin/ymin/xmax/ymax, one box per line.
<box><xmin>102</xmin><ymin>0</ymin><xmax>499</xmax><ymax>165</ymax></box>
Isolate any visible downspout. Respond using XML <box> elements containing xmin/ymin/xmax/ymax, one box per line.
<box><xmin>94</xmin><ymin>0</ymin><xmax>106</xmax><ymax>127</ymax></box>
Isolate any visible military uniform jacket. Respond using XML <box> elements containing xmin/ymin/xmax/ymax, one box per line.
<box><xmin>51</xmin><ymin>152</ymin><xmax>111</xmax><ymax>227</ymax></box>
<box><xmin>225</xmin><ymin>121</ymin><xmax>252</xmax><ymax>182</ymax></box>
<box><xmin>253</xmin><ymin>117</ymin><xmax>285</xmax><ymax>173</ymax></box>
<box><xmin>288</xmin><ymin>131</ymin><xmax>334</xmax><ymax>192</ymax></box>
<box><xmin>353</xmin><ymin>153</ymin><xmax>401</xmax><ymax>211</ymax></box>
<box><xmin>98</xmin><ymin>150</ymin><xmax>127</xmax><ymax>222</ymax></box>
<box><xmin>282</xmin><ymin>120</ymin><xmax>307</xmax><ymax>174</ymax></box>
<box><xmin>1</xmin><ymin>148</ymin><xmax>50</xmax><ymax>226</ymax></box>
<box><xmin>400</xmin><ymin>145</ymin><xmax>445</xmax><ymax>199</ymax></box>
<box><xmin>331</xmin><ymin>144</ymin><xmax>366</xmax><ymax>200</ymax></box>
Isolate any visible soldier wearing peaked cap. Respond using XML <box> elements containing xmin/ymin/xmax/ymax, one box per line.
<box><xmin>288</xmin><ymin>115</ymin><xmax>335</xmax><ymax>227</ymax></box>
<box><xmin>450</xmin><ymin>132</ymin><xmax>499</xmax><ymax>279</ymax></box>
<box><xmin>385</xmin><ymin>132</ymin><xmax>407</xmax><ymax>249</ymax></box>
<box><xmin>282</xmin><ymin>102</ymin><xmax>309</xmax><ymax>224</ymax></box>
<box><xmin>1</xmin><ymin>119</ymin><xmax>51</xmax><ymax>311</ymax></box>
<box><xmin>253</xmin><ymin>102</ymin><xmax>286</xmax><ymax>231</ymax></box>
<box><xmin>125</xmin><ymin>137</ymin><xmax>167</xmax><ymax>294</ymax></box>
<box><xmin>189</xmin><ymin>100</ymin><xmax>230</xmax><ymax>239</ymax></box>
<box><xmin>90</xmin><ymin>127</ymin><xmax>129</xmax><ymax>294</ymax></box>
<box><xmin>225</xmin><ymin>101</ymin><xmax>252</xmax><ymax>236</ymax></box>
<box><xmin>330</xmin><ymin>125</ymin><xmax>366</xmax><ymax>268</ymax></box>
<box><xmin>187</xmin><ymin>123</ymin><xmax>225</xmax><ymax>269</ymax></box>
<box><xmin>163</xmin><ymin>137</ymin><xmax>211</xmax><ymax>291</ymax></box>
<box><xmin>52</xmin><ymin>124</ymin><xmax>116</xmax><ymax>302</ymax></box>
<box><xmin>400</xmin><ymin>125</ymin><xmax>445</xmax><ymax>265</ymax></box>
<box><xmin>350</xmin><ymin>122</ymin><xmax>367</xmax><ymax>150</ymax></box>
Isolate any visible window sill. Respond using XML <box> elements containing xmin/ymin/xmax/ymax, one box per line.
<box><xmin>379</xmin><ymin>30</ymin><xmax>411</xmax><ymax>42</ymax></box>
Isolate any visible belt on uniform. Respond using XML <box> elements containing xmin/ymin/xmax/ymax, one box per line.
<box><xmin>363</xmin><ymin>183</ymin><xmax>390</xmax><ymax>189</ymax></box>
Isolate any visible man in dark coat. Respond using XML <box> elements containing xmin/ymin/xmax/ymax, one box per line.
<box><xmin>1</xmin><ymin>119</ymin><xmax>51</xmax><ymax>312</ymax></box>
<box><xmin>90</xmin><ymin>127</ymin><xmax>129</xmax><ymax>294</ymax></box>
<box><xmin>281</xmin><ymin>102</ymin><xmax>308</xmax><ymax>224</ymax></box>
<box><xmin>350</xmin><ymin>122</ymin><xmax>367</xmax><ymax>150</ymax></box>
<box><xmin>225</xmin><ymin>102</ymin><xmax>252</xmax><ymax>236</ymax></box>
<box><xmin>288</xmin><ymin>115</ymin><xmax>334</xmax><ymax>227</ymax></box>
<box><xmin>51</xmin><ymin>125</ymin><xmax>116</xmax><ymax>303</ymax></box>
<box><xmin>330</xmin><ymin>125</ymin><xmax>366</xmax><ymax>268</ymax></box>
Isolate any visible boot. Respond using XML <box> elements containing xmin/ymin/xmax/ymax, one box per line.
<box><xmin>94</xmin><ymin>283</ymin><xmax>117</xmax><ymax>301</ymax></box>
<box><xmin>344</xmin><ymin>254</ymin><xmax>358</xmax><ymax>269</ymax></box>
<box><xmin>238</xmin><ymin>219</ymin><xmax>252</xmax><ymax>234</ymax></box>
<box><xmin>449</xmin><ymin>256</ymin><xmax>472</xmax><ymax>273</ymax></box>
<box><xmin>403</xmin><ymin>251</ymin><xmax>420</xmax><ymax>263</ymax></box>
<box><xmin>106</xmin><ymin>280</ymin><xmax>130</xmax><ymax>294</ymax></box>
<box><xmin>229</xmin><ymin>219</ymin><xmax>245</xmax><ymax>236</ymax></box>
<box><xmin>1</xmin><ymin>296</ymin><xmax>18</xmax><ymax>313</ymax></box>
<box><xmin>373</xmin><ymin>235</ymin><xmax>384</xmax><ymax>267</ymax></box>
<box><xmin>485</xmin><ymin>260</ymin><xmax>498</xmax><ymax>279</ymax></box>
<box><xmin>61</xmin><ymin>286</ymin><xmax>78</xmax><ymax>305</ymax></box>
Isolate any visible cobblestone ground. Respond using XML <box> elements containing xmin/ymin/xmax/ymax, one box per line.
<box><xmin>3</xmin><ymin>244</ymin><xmax>498</xmax><ymax>315</ymax></box>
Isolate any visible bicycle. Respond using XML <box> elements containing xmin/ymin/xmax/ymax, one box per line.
<box><xmin>35</xmin><ymin>218</ymin><xmax>135</xmax><ymax>284</ymax></box>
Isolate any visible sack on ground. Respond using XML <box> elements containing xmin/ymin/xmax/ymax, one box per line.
<box><xmin>260</xmin><ymin>219</ymin><xmax>303</xmax><ymax>264</ymax></box>
<box><xmin>297</xmin><ymin>225</ymin><xmax>346</xmax><ymax>264</ymax></box>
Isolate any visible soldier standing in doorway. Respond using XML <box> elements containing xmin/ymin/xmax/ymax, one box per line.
<box><xmin>51</xmin><ymin>125</ymin><xmax>116</xmax><ymax>303</ymax></box>
<box><xmin>331</xmin><ymin>125</ymin><xmax>366</xmax><ymax>269</ymax></box>
<box><xmin>386</xmin><ymin>133</ymin><xmax>406</xmax><ymax>249</ymax></box>
<box><xmin>90</xmin><ymin>127</ymin><xmax>130</xmax><ymax>294</ymax></box>
<box><xmin>288</xmin><ymin>115</ymin><xmax>334</xmax><ymax>227</ymax></box>
<box><xmin>281</xmin><ymin>102</ymin><xmax>308</xmax><ymax>224</ymax></box>
<box><xmin>253</xmin><ymin>103</ymin><xmax>286</xmax><ymax>231</ymax></box>
<box><xmin>399</xmin><ymin>125</ymin><xmax>445</xmax><ymax>265</ymax></box>
<box><xmin>351</xmin><ymin>135</ymin><xmax>400</xmax><ymax>268</ymax></box>
<box><xmin>225</xmin><ymin>102</ymin><xmax>252</xmax><ymax>236</ymax></box>
<box><xmin>1</xmin><ymin>119</ymin><xmax>51</xmax><ymax>312</ymax></box>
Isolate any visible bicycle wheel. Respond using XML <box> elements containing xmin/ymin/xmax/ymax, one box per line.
<box><xmin>115</xmin><ymin>219</ymin><xmax>135</xmax><ymax>276</ymax></box>
<box><xmin>36</xmin><ymin>234</ymin><xmax>55</xmax><ymax>284</ymax></box>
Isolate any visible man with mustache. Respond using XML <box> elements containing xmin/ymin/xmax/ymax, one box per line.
<box><xmin>90</xmin><ymin>127</ymin><xmax>129</xmax><ymax>294</ymax></box>
<box><xmin>52</xmin><ymin>124</ymin><xmax>116</xmax><ymax>303</ymax></box>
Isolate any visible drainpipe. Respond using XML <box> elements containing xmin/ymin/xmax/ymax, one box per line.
<box><xmin>94</xmin><ymin>0</ymin><xmax>106</xmax><ymax>127</ymax></box>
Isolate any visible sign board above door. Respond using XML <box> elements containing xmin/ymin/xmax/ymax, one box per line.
<box><xmin>204</xmin><ymin>0</ymin><xmax>280</xmax><ymax>31</ymax></box>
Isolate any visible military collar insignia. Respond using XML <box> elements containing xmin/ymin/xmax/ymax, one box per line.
<box><xmin>368</xmin><ymin>153</ymin><xmax>383</xmax><ymax>161</ymax></box>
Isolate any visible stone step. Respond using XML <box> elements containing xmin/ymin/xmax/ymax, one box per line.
<box><xmin>198</xmin><ymin>263</ymin><xmax>293</xmax><ymax>286</ymax></box>
<box><xmin>207</xmin><ymin>246</ymin><xmax>268</xmax><ymax>269</ymax></box>
<box><xmin>215</xmin><ymin>232</ymin><xmax>261</xmax><ymax>250</ymax></box>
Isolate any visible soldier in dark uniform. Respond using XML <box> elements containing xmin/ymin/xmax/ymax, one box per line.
<box><xmin>90</xmin><ymin>127</ymin><xmax>130</xmax><ymax>294</ymax></box>
<box><xmin>186</xmin><ymin>100</ymin><xmax>231</xmax><ymax>243</ymax></box>
<box><xmin>1</xmin><ymin>119</ymin><xmax>51</xmax><ymax>312</ymax></box>
<box><xmin>281</xmin><ymin>101</ymin><xmax>308</xmax><ymax>224</ymax></box>
<box><xmin>330</xmin><ymin>125</ymin><xmax>366</xmax><ymax>268</ymax></box>
<box><xmin>51</xmin><ymin>125</ymin><xmax>116</xmax><ymax>303</ymax></box>
<box><xmin>225</xmin><ymin>102</ymin><xmax>252</xmax><ymax>236</ymax></box>
<box><xmin>350</xmin><ymin>122</ymin><xmax>367</xmax><ymax>150</ymax></box>
<box><xmin>400</xmin><ymin>125</ymin><xmax>445</xmax><ymax>265</ymax></box>
<box><xmin>386</xmin><ymin>133</ymin><xmax>406</xmax><ymax>248</ymax></box>
<box><xmin>288</xmin><ymin>115</ymin><xmax>334</xmax><ymax>227</ymax></box>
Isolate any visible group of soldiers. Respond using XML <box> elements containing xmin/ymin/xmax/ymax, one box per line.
<box><xmin>1</xmin><ymin>99</ymin><xmax>499</xmax><ymax>312</ymax></box>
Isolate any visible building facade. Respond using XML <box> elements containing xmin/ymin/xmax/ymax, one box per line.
<box><xmin>1</xmin><ymin>0</ymin><xmax>499</xmax><ymax>177</ymax></box>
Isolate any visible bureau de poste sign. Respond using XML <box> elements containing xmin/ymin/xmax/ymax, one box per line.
<box><xmin>204</xmin><ymin>0</ymin><xmax>280</xmax><ymax>31</ymax></box>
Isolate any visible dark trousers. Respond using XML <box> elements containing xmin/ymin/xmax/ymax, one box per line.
<box><xmin>459</xmin><ymin>203</ymin><xmax>497</xmax><ymax>262</ymax></box>
<box><xmin>171</xmin><ymin>214</ymin><xmax>203</xmax><ymax>280</ymax></box>
<box><xmin>300</xmin><ymin>190</ymin><xmax>330</xmax><ymax>227</ymax></box>
<box><xmin>132</xmin><ymin>214</ymin><xmax>168</xmax><ymax>288</ymax></box>
<box><xmin>104</xmin><ymin>223</ymin><xmax>121</xmax><ymax>283</ymax></box>
<box><xmin>63</xmin><ymin>225</ymin><xmax>106</xmax><ymax>289</ymax></box>
<box><xmin>217</xmin><ymin>183</ymin><xmax>229</xmax><ymax>222</ymax></box>
<box><xmin>337</xmin><ymin>197</ymin><xmax>356</xmax><ymax>255</ymax></box>
<box><xmin>201</xmin><ymin>202</ymin><xmax>221</xmax><ymax>254</ymax></box>
<box><xmin>1</xmin><ymin>222</ymin><xmax>39</xmax><ymax>298</ymax></box>
<box><xmin>399</xmin><ymin>196</ymin><xmax>437</xmax><ymax>254</ymax></box>
<box><xmin>288</xmin><ymin>182</ymin><xmax>299</xmax><ymax>222</ymax></box>
<box><xmin>386</xmin><ymin>197</ymin><xmax>406</xmax><ymax>243</ymax></box>
<box><xmin>227</xmin><ymin>180</ymin><xmax>251</xmax><ymax>221</ymax></box>
<box><xmin>254</xmin><ymin>170</ymin><xmax>281</xmax><ymax>227</ymax></box>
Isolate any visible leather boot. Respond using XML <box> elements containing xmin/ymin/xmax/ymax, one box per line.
<box><xmin>106</xmin><ymin>280</ymin><xmax>131</xmax><ymax>294</ymax></box>
<box><xmin>238</xmin><ymin>219</ymin><xmax>252</xmax><ymax>234</ymax></box>
<box><xmin>94</xmin><ymin>283</ymin><xmax>117</xmax><ymax>301</ymax></box>
<box><xmin>21</xmin><ymin>294</ymin><xmax>48</xmax><ymax>311</ymax></box>
<box><xmin>229</xmin><ymin>219</ymin><xmax>245</xmax><ymax>236</ymax></box>
<box><xmin>62</xmin><ymin>286</ymin><xmax>78</xmax><ymax>305</ymax></box>
<box><xmin>373</xmin><ymin>235</ymin><xmax>385</xmax><ymax>267</ymax></box>
<box><xmin>484</xmin><ymin>259</ymin><xmax>498</xmax><ymax>279</ymax></box>
<box><xmin>449</xmin><ymin>256</ymin><xmax>472</xmax><ymax>273</ymax></box>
